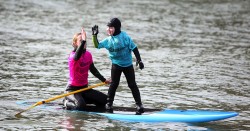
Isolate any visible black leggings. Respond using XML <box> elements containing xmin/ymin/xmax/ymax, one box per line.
<box><xmin>64</xmin><ymin>85</ymin><xmax>107</xmax><ymax>110</ymax></box>
<box><xmin>107</xmin><ymin>64</ymin><xmax>142</xmax><ymax>106</ymax></box>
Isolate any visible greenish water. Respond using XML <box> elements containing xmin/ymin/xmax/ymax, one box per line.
<box><xmin>0</xmin><ymin>0</ymin><xmax>249</xmax><ymax>130</ymax></box>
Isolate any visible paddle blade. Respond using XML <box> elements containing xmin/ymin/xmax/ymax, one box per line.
<box><xmin>15</xmin><ymin>102</ymin><xmax>42</xmax><ymax>117</ymax></box>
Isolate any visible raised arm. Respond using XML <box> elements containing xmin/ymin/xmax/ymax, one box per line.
<box><xmin>74</xmin><ymin>27</ymin><xmax>86</xmax><ymax>61</ymax></box>
<box><xmin>92</xmin><ymin>25</ymin><xmax>99</xmax><ymax>48</ymax></box>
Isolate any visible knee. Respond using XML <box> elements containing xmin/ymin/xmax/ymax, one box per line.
<box><xmin>110</xmin><ymin>82</ymin><xmax>119</xmax><ymax>88</ymax></box>
<box><xmin>74</xmin><ymin>100</ymin><xmax>86</xmax><ymax>110</ymax></box>
<box><xmin>64</xmin><ymin>99</ymin><xmax>86</xmax><ymax>110</ymax></box>
<box><xmin>128</xmin><ymin>82</ymin><xmax>137</xmax><ymax>89</ymax></box>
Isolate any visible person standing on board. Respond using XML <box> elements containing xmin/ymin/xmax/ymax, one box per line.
<box><xmin>63</xmin><ymin>27</ymin><xmax>110</xmax><ymax>111</ymax></box>
<box><xmin>92</xmin><ymin>18</ymin><xmax>145</xmax><ymax>115</ymax></box>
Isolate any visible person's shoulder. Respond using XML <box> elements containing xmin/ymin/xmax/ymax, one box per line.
<box><xmin>102</xmin><ymin>36</ymin><xmax>112</xmax><ymax>41</ymax></box>
<box><xmin>68</xmin><ymin>51</ymin><xmax>75</xmax><ymax>60</ymax></box>
<box><xmin>121</xmin><ymin>30</ymin><xmax>126</xmax><ymax>33</ymax></box>
<box><xmin>85</xmin><ymin>50</ymin><xmax>93</xmax><ymax>59</ymax></box>
<box><xmin>85</xmin><ymin>50</ymin><xmax>92</xmax><ymax>55</ymax></box>
<box><xmin>120</xmin><ymin>31</ymin><xmax>130</xmax><ymax>37</ymax></box>
<box><xmin>69</xmin><ymin>51</ymin><xmax>75</xmax><ymax>56</ymax></box>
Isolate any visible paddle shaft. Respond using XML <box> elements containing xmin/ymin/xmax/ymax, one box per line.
<box><xmin>15</xmin><ymin>82</ymin><xmax>106</xmax><ymax>117</ymax></box>
<box><xmin>41</xmin><ymin>82</ymin><xmax>106</xmax><ymax>103</ymax></box>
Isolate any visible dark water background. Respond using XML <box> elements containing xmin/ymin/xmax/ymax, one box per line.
<box><xmin>0</xmin><ymin>0</ymin><xmax>249</xmax><ymax>130</ymax></box>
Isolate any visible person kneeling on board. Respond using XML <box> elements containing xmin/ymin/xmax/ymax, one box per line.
<box><xmin>63</xmin><ymin>27</ymin><xmax>111</xmax><ymax>111</ymax></box>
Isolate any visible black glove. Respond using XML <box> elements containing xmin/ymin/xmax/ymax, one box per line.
<box><xmin>136</xmin><ymin>61</ymin><xmax>144</xmax><ymax>70</ymax></box>
<box><xmin>92</xmin><ymin>25</ymin><xmax>99</xmax><ymax>35</ymax></box>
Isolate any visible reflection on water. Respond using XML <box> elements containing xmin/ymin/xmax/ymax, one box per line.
<box><xmin>0</xmin><ymin>0</ymin><xmax>250</xmax><ymax>130</ymax></box>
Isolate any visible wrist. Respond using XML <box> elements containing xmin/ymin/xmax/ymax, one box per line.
<box><xmin>137</xmin><ymin>60</ymin><xmax>142</xmax><ymax>63</ymax></box>
<box><xmin>81</xmin><ymin>40</ymin><xmax>86</xmax><ymax>45</ymax></box>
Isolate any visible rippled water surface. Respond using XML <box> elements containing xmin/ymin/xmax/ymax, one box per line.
<box><xmin>0</xmin><ymin>0</ymin><xmax>250</xmax><ymax>130</ymax></box>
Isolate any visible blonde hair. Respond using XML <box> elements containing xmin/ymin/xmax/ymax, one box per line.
<box><xmin>72</xmin><ymin>33</ymin><xmax>81</xmax><ymax>49</ymax></box>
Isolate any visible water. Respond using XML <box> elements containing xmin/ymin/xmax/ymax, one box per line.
<box><xmin>0</xmin><ymin>0</ymin><xmax>249</xmax><ymax>130</ymax></box>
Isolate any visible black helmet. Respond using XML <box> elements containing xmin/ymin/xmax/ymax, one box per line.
<box><xmin>107</xmin><ymin>18</ymin><xmax>121</xmax><ymax>30</ymax></box>
<box><xmin>107</xmin><ymin>18</ymin><xmax>121</xmax><ymax>36</ymax></box>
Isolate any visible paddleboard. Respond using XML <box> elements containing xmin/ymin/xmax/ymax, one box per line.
<box><xmin>96</xmin><ymin>109</ymin><xmax>238</xmax><ymax>123</ymax></box>
<box><xmin>16</xmin><ymin>101</ymin><xmax>238</xmax><ymax>123</ymax></box>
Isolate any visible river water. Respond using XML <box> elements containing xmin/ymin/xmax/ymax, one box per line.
<box><xmin>0</xmin><ymin>0</ymin><xmax>249</xmax><ymax>130</ymax></box>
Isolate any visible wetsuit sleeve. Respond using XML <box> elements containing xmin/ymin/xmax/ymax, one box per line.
<box><xmin>127</xmin><ymin>34</ymin><xmax>137</xmax><ymax>50</ymax></box>
<box><xmin>133</xmin><ymin>47</ymin><xmax>142</xmax><ymax>62</ymax></box>
<box><xmin>92</xmin><ymin>35</ymin><xmax>99</xmax><ymax>48</ymax></box>
<box><xmin>90</xmin><ymin>63</ymin><xmax>106</xmax><ymax>82</ymax></box>
<box><xmin>74</xmin><ymin>40</ymin><xmax>86</xmax><ymax>61</ymax></box>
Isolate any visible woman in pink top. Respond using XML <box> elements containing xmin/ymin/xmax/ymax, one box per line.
<box><xmin>63</xmin><ymin>27</ymin><xmax>110</xmax><ymax>111</ymax></box>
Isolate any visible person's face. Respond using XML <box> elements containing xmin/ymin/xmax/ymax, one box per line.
<box><xmin>76</xmin><ymin>35</ymin><xmax>87</xmax><ymax>49</ymax></box>
<box><xmin>76</xmin><ymin>35</ymin><xmax>82</xmax><ymax>47</ymax></box>
<box><xmin>106</xmin><ymin>26</ymin><xmax>115</xmax><ymax>36</ymax></box>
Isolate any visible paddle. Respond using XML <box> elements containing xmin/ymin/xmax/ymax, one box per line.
<box><xmin>15</xmin><ymin>82</ymin><xmax>107</xmax><ymax>117</ymax></box>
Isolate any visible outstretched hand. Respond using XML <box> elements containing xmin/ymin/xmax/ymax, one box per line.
<box><xmin>81</xmin><ymin>27</ymin><xmax>86</xmax><ymax>41</ymax></box>
<box><xmin>92</xmin><ymin>25</ymin><xmax>99</xmax><ymax>35</ymax></box>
